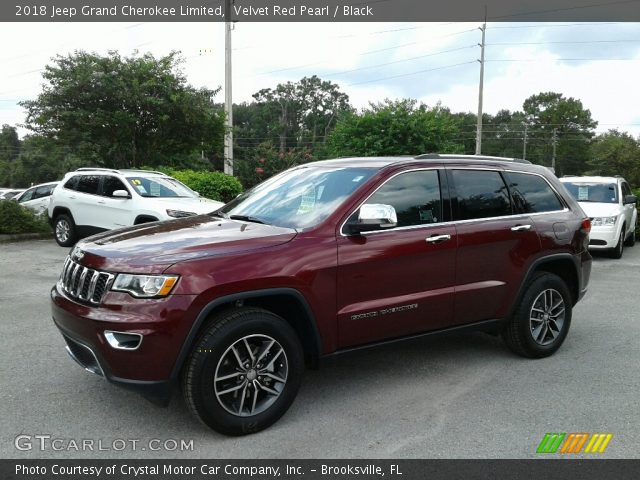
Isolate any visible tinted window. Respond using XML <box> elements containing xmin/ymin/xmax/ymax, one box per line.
<box><xmin>365</xmin><ymin>170</ymin><xmax>442</xmax><ymax>228</ymax></box>
<box><xmin>102</xmin><ymin>176</ymin><xmax>129</xmax><ymax>197</ymax></box>
<box><xmin>562</xmin><ymin>182</ymin><xmax>618</xmax><ymax>204</ymax></box>
<box><xmin>76</xmin><ymin>175</ymin><xmax>101</xmax><ymax>195</ymax></box>
<box><xmin>64</xmin><ymin>176</ymin><xmax>79</xmax><ymax>191</ymax></box>
<box><xmin>452</xmin><ymin>170</ymin><xmax>511</xmax><ymax>220</ymax></box>
<box><xmin>622</xmin><ymin>182</ymin><xmax>631</xmax><ymax>197</ymax></box>
<box><xmin>505</xmin><ymin>172</ymin><xmax>563</xmax><ymax>213</ymax></box>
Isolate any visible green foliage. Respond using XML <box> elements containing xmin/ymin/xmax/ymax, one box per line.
<box><xmin>588</xmin><ymin>130</ymin><xmax>640</xmax><ymax>187</ymax></box>
<box><xmin>20</xmin><ymin>50</ymin><xmax>224</xmax><ymax>169</ymax></box>
<box><xmin>152</xmin><ymin>167</ymin><xmax>242</xmax><ymax>203</ymax></box>
<box><xmin>243</xmin><ymin>75</ymin><xmax>351</xmax><ymax>154</ymax></box>
<box><xmin>522</xmin><ymin>92</ymin><xmax>597</xmax><ymax>175</ymax></box>
<box><xmin>327</xmin><ymin>99</ymin><xmax>464</xmax><ymax>157</ymax></box>
<box><xmin>0</xmin><ymin>200</ymin><xmax>51</xmax><ymax>235</ymax></box>
<box><xmin>235</xmin><ymin>142</ymin><xmax>316</xmax><ymax>189</ymax></box>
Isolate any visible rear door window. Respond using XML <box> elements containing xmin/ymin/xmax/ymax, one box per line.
<box><xmin>34</xmin><ymin>184</ymin><xmax>55</xmax><ymax>199</ymax></box>
<box><xmin>504</xmin><ymin>172</ymin><xmax>564</xmax><ymax>213</ymax></box>
<box><xmin>450</xmin><ymin>170</ymin><xmax>511</xmax><ymax>220</ymax></box>
<box><xmin>64</xmin><ymin>176</ymin><xmax>79</xmax><ymax>191</ymax></box>
<box><xmin>76</xmin><ymin>175</ymin><xmax>101</xmax><ymax>195</ymax></box>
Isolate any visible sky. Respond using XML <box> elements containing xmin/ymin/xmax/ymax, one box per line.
<box><xmin>1</xmin><ymin>21</ymin><xmax>640</xmax><ymax>138</ymax></box>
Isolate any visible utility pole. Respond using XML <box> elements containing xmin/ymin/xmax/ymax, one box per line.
<box><xmin>522</xmin><ymin>123</ymin><xmax>528</xmax><ymax>160</ymax></box>
<box><xmin>475</xmin><ymin>8</ymin><xmax>487</xmax><ymax>155</ymax></box>
<box><xmin>551</xmin><ymin>128</ymin><xmax>558</xmax><ymax>171</ymax></box>
<box><xmin>223</xmin><ymin>0</ymin><xmax>233</xmax><ymax>176</ymax></box>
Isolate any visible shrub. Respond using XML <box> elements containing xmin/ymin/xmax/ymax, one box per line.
<box><xmin>0</xmin><ymin>200</ymin><xmax>51</xmax><ymax>235</ymax></box>
<box><xmin>143</xmin><ymin>167</ymin><xmax>243</xmax><ymax>203</ymax></box>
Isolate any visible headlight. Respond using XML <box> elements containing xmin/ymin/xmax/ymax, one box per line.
<box><xmin>167</xmin><ymin>209</ymin><xmax>196</xmax><ymax>218</ymax></box>
<box><xmin>112</xmin><ymin>274</ymin><xmax>179</xmax><ymax>298</ymax></box>
<box><xmin>591</xmin><ymin>216</ymin><xmax>617</xmax><ymax>227</ymax></box>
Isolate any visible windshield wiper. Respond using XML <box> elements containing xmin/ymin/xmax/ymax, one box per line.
<box><xmin>229</xmin><ymin>214</ymin><xmax>266</xmax><ymax>225</ymax></box>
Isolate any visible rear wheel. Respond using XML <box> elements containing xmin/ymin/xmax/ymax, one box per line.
<box><xmin>502</xmin><ymin>273</ymin><xmax>572</xmax><ymax>358</ymax></box>
<box><xmin>54</xmin><ymin>214</ymin><xmax>77</xmax><ymax>247</ymax></box>
<box><xmin>609</xmin><ymin>229</ymin><xmax>625</xmax><ymax>259</ymax></box>
<box><xmin>182</xmin><ymin>307</ymin><xmax>304</xmax><ymax>436</ymax></box>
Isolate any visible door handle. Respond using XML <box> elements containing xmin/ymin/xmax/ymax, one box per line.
<box><xmin>97</xmin><ymin>201</ymin><xmax>106</xmax><ymax>205</ymax></box>
<box><xmin>426</xmin><ymin>234</ymin><xmax>451</xmax><ymax>244</ymax></box>
<box><xmin>511</xmin><ymin>224</ymin><xmax>532</xmax><ymax>232</ymax></box>
<box><xmin>69</xmin><ymin>196</ymin><xmax>76</xmax><ymax>199</ymax></box>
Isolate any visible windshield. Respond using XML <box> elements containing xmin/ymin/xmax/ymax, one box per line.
<box><xmin>562</xmin><ymin>182</ymin><xmax>618</xmax><ymax>204</ymax></box>
<box><xmin>126</xmin><ymin>176</ymin><xmax>197</xmax><ymax>198</ymax></box>
<box><xmin>218</xmin><ymin>166</ymin><xmax>376</xmax><ymax>229</ymax></box>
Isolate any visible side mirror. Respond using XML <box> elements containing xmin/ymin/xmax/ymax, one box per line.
<box><xmin>624</xmin><ymin>194</ymin><xmax>637</xmax><ymax>205</ymax></box>
<box><xmin>112</xmin><ymin>190</ymin><xmax>131</xmax><ymax>198</ymax></box>
<box><xmin>347</xmin><ymin>204</ymin><xmax>398</xmax><ymax>235</ymax></box>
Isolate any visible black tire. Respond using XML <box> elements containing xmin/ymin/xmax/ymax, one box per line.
<box><xmin>624</xmin><ymin>227</ymin><xmax>636</xmax><ymax>247</ymax></box>
<box><xmin>182</xmin><ymin>307</ymin><xmax>304</xmax><ymax>436</ymax></box>
<box><xmin>609</xmin><ymin>228</ymin><xmax>625</xmax><ymax>259</ymax></box>
<box><xmin>54</xmin><ymin>214</ymin><xmax>77</xmax><ymax>247</ymax></box>
<box><xmin>502</xmin><ymin>273</ymin><xmax>572</xmax><ymax>358</ymax></box>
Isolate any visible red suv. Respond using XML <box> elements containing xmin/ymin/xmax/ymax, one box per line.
<box><xmin>51</xmin><ymin>155</ymin><xmax>592</xmax><ymax>435</ymax></box>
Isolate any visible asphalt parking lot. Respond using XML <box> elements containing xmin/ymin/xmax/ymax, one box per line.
<box><xmin>1</xmin><ymin>239</ymin><xmax>639</xmax><ymax>459</ymax></box>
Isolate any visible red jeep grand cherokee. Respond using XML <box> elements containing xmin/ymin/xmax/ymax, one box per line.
<box><xmin>51</xmin><ymin>155</ymin><xmax>592</xmax><ymax>435</ymax></box>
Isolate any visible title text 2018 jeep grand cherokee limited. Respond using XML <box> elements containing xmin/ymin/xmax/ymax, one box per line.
<box><xmin>51</xmin><ymin>155</ymin><xmax>592</xmax><ymax>435</ymax></box>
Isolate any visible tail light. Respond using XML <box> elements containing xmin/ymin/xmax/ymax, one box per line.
<box><xmin>581</xmin><ymin>218</ymin><xmax>591</xmax><ymax>234</ymax></box>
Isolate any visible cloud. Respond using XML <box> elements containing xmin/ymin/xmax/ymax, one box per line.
<box><xmin>1</xmin><ymin>21</ymin><xmax>639</xmax><ymax>137</ymax></box>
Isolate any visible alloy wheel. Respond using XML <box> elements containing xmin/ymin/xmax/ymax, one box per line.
<box><xmin>56</xmin><ymin>219</ymin><xmax>70</xmax><ymax>243</ymax></box>
<box><xmin>529</xmin><ymin>288</ymin><xmax>565</xmax><ymax>346</ymax></box>
<box><xmin>214</xmin><ymin>334</ymin><xmax>288</xmax><ymax>417</ymax></box>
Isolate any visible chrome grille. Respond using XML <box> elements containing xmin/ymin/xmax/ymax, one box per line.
<box><xmin>59</xmin><ymin>257</ymin><xmax>114</xmax><ymax>305</ymax></box>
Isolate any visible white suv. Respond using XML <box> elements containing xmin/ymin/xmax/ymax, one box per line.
<box><xmin>14</xmin><ymin>181</ymin><xmax>59</xmax><ymax>214</ymax></box>
<box><xmin>48</xmin><ymin>168</ymin><xmax>224</xmax><ymax>247</ymax></box>
<box><xmin>560</xmin><ymin>176</ymin><xmax>637</xmax><ymax>258</ymax></box>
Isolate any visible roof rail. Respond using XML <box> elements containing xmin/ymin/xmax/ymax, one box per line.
<box><xmin>75</xmin><ymin>167</ymin><xmax>120</xmax><ymax>174</ymax></box>
<box><xmin>122</xmin><ymin>169</ymin><xmax>169</xmax><ymax>176</ymax></box>
<box><xmin>414</xmin><ymin>153</ymin><xmax>532</xmax><ymax>164</ymax></box>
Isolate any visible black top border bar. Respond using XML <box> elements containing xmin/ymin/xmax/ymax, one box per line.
<box><xmin>5</xmin><ymin>0</ymin><xmax>640</xmax><ymax>22</ymax></box>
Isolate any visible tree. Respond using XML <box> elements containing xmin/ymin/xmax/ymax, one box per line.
<box><xmin>250</xmin><ymin>76</ymin><xmax>350</xmax><ymax>154</ymax></box>
<box><xmin>20</xmin><ymin>51</ymin><xmax>224</xmax><ymax>169</ymax></box>
<box><xmin>327</xmin><ymin>99</ymin><xmax>463</xmax><ymax>157</ymax></box>
<box><xmin>0</xmin><ymin>125</ymin><xmax>21</xmax><ymax>186</ymax></box>
<box><xmin>588</xmin><ymin>130</ymin><xmax>640</xmax><ymax>186</ymax></box>
<box><xmin>522</xmin><ymin>92</ymin><xmax>597</xmax><ymax>175</ymax></box>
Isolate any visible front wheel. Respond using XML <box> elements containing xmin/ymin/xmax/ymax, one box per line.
<box><xmin>624</xmin><ymin>227</ymin><xmax>636</xmax><ymax>247</ymax></box>
<box><xmin>54</xmin><ymin>214</ymin><xmax>77</xmax><ymax>247</ymax></box>
<box><xmin>182</xmin><ymin>307</ymin><xmax>304</xmax><ymax>436</ymax></box>
<box><xmin>609</xmin><ymin>229</ymin><xmax>625</xmax><ymax>259</ymax></box>
<box><xmin>502</xmin><ymin>273</ymin><xmax>572</xmax><ymax>358</ymax></box>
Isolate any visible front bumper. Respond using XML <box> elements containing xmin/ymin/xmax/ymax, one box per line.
<box><xmin>51</xmin><ymin>285</ymin><xmax>199</xmax><ymax>405</ymax></box>
<box><xmin>587</xmin><ymin>226</ymin><xmax>619</xmax><ymax>250</ymax></box>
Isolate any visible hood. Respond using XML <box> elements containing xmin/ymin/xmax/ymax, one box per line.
<box><xmin>149</xmin><ymin>196</ymin><xmax>224</xmax><ymax>214</ymax></box>
<box><xmin>577</xmin><ymin>202</ymin><xmax>622</xmax><ymax>218</ymax></box>
<box><xmin>75</xmin><ymin>215</ymin><xmax>297</xmax><ymax>273</ymax></box>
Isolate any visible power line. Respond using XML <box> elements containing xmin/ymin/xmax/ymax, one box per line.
<box><xmin>489</xmin><ymin>0</ymin><xmax>640</xmax><ymax>21</ymax></box>
<box><xmin>488</xmin><ymin>39</ymin><xmax>640</xmax><ymax>46</ymax></box>
<box><xmin>346</xmin><ymin>61</ymin><xmax>477</xmax><ymax>86</ymax></box>
<box><xmin>328</xmin><ymin>45</ymin><xmax>477</xmax><ymax>77</ymax></box>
